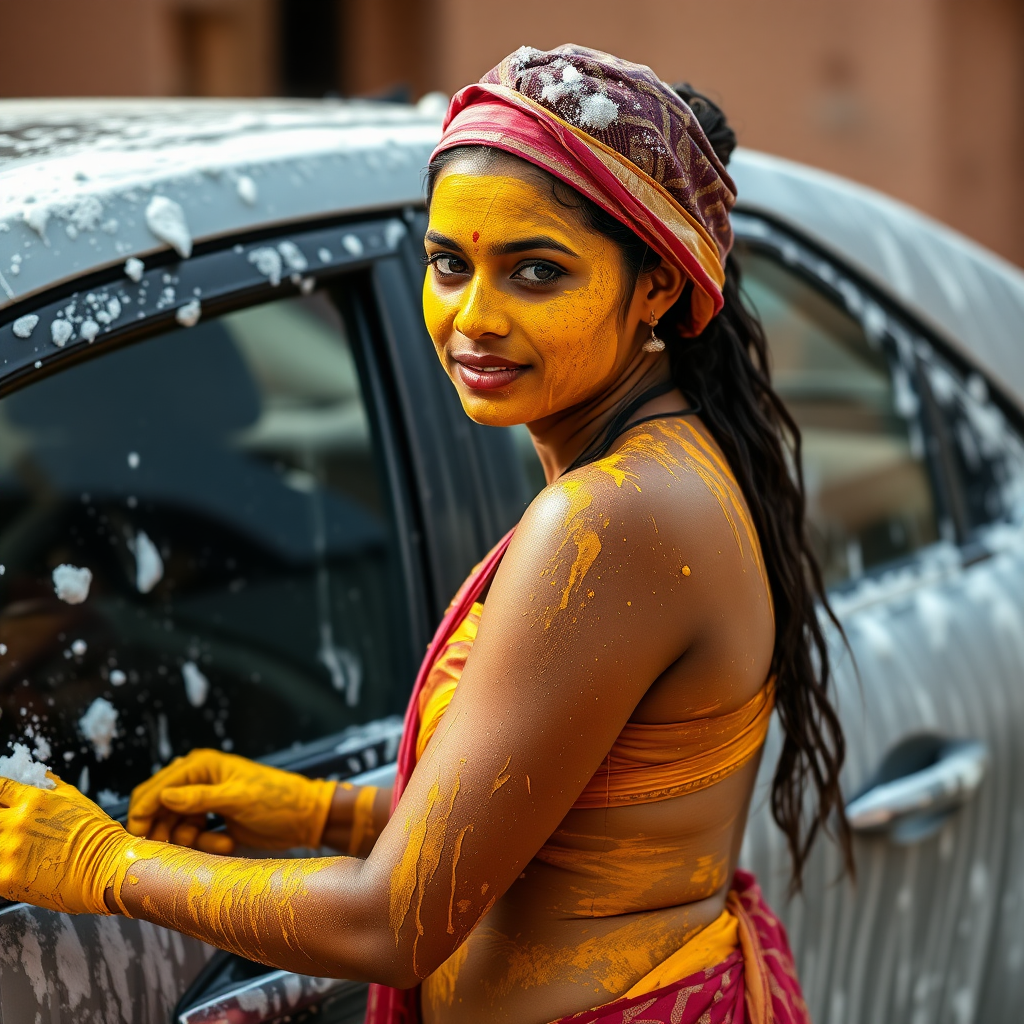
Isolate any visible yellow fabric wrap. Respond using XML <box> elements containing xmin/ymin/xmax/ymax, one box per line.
<box><xmin>622</xmin><ymin>908</ymin><xmax>739</xmax><ymax>1000</ymax></box>
<box><xmin>415</xmin><ymin>601</ymin><xmax>773</xmax><ymax>809</ymax></box>
<box><xmin>416</xmin><ymin>602</ymin><xmax>484</xmax><ymax>761</ymax></box>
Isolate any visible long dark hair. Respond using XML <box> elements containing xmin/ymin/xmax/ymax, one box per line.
<box><xmin>426</xmin><ymin>86</ymin><xmax>852</xmax><ymax>887</ymax></box>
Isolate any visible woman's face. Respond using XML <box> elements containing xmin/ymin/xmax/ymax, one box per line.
<box><xmin>423</xmin><ymin>159</ymin><xmax>642</xmax><ymax>427</ymax></box>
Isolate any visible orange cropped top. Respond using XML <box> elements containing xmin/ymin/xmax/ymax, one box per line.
<box><xmin>414</xmin><ymin>601</ymin><xmax>774</xmax><ymax>809</ymax></box>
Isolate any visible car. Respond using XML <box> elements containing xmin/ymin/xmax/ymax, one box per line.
<box><xmin>1</xmin><ymin>97</ymin><xmax>1023</xmax><ymax>1024</ymax></box>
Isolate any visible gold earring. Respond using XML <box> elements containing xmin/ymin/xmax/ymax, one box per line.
<box><xmin>642</xmin><ymin>310</ymin><xmax>665</xmax><ymax>353</ymax></box>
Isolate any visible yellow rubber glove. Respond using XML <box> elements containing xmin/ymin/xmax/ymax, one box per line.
<box><xmin>0</xmin><ymin>774</ymin><xmax>142</xmax><ymax>915</ymax></box>
<box><xmin>127</xmin><ymin>749</ymin><xmax>337</xmax><ymax>855</ymax></box>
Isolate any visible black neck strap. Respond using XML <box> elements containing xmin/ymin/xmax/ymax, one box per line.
<box><xmin>562</xmin><ymin>381</ymin><xmax>701</xmax><ymax>476</ymax></box>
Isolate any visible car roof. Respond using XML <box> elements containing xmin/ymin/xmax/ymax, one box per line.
<box><xmin>2</xmin><ymin>99</ymin><xmax>1023</xmax><ymax>408</ymax></box>
<box><xmin>0</xmin><ymin>98</ymin><xmax>441</xmax><ymax>305</ymax></box>
<box><xmin>731</xmin><ymin>150</ymin><xmax>1024</xmax><ymax>411</ymax></box>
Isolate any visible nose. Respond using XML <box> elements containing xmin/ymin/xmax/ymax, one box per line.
<box><xmin>453</xmin><ymin>272</ymin><xmax>511</xmax><ymax>341</ymax></box>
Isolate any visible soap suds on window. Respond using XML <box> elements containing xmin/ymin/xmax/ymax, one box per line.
<box><xmin>109</xmin><ymin>668</ymin><xmax>127</xmax><ymax>686</ymax></box>
<box><xmin>341</xmin><ymin>234</ymin><xmax>364</xmax><ymax>257</ymax></box>
<box><xmin>32</xmin><ymin>733</ymin><xmax>51</xmax><ymax>762</ymax></box>
<box><xmin>71</xmin><ymin>639</ymin><xmax>87</xmax><ymax>656</ymax></box>
<box><xmin>0</xmin><ymin>743</ymin><xmax>55</xmax><ymax>790</ymax></box>
<box><xmin>124</xmin><ymin>257</ymin><xmax>145</xmax><ymax>282</ymax></box>
<box><xmin>127</xmin><ymin>451</ymin><xmax>140</xmax><ymax>469</ymax></box>
<box><xmin>79</xmin><ymin>697</ymin><xmax>118</xmax><ymax>761</ymax></box>
<box><xmin>52</xmin><ymin>563</ymin><xmax>92</xmax><ymax>604</ymax></box>
<box><xmin>131</xmin><ymin>530</ymin><xmax>164</xmax><ymax>594</ymax></box>
<box><xmin>182</xmin><ymin>661</ymin><xmax>210</xmax><ymax>708</ymax></box>
<box><xmin>157</xmin><ymin>712</ymin><xmax>172</xmax><ymax>762</ymax></box>
<box><xmin>80</xmin><ymin>319</ymin><xmax>99</xmax><ymax>342</ymax></box>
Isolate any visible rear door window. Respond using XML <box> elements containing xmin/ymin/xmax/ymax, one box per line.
<box><xmin>736</xmin><ymin>248</ymin><xmax>941</xmax><ymax>587</ymax></box>
<box><xmin>0</xmin><ymin>290</ymin><xmax>413</xmax><ymax>804</ymax></box>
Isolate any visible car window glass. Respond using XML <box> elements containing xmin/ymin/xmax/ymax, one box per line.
<box><xmin>919</xmin><ymin>353</ymin><xmax>1024</xmax><ymax>534</ymax></box>
<box><xmin>0</xmin><ymin>291</ymin><xmax>412</xmax><ymax>803</ymax></box>
<box><xmin>738</xmin><ymin>250</ymin><xmax>939</xmax><ymax>586</ymax></box>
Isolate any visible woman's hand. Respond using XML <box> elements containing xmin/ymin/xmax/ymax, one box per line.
<box><xmin>0</xmin><ymin>774</ymin><xmax>137</xmax><ymax>915</ymax></box>
<box><xmin>127</xmin><ymin>749</ymin><xmax>336</xmax><ymax>855</ymax></box>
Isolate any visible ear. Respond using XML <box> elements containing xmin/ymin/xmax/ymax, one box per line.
<box><xmin>644</xmin><ymin>261</ymin><xmax>687</xmax><ymax>319</ymax></box>
<box><xmin>626</xmin><ymin>260</ymin><xmax>687</xmax><ymax>328</ymax></box>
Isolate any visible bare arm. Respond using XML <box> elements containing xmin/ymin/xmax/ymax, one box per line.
<box><xmin>8</xmin><ymin>452</ymin><xmax>752</xmax><ymax>987</ymax></box>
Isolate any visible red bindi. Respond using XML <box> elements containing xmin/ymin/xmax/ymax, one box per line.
<box><xmin>472</xmin><ymin>231</ymin><xmax>480</xmax><ymax>243</ymax></box>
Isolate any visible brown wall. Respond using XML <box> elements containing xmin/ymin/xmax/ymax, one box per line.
<box><xmin>0</xmin><ymin>0</ymin><xmax>1020</xmax><ymax>266</ymax></box>
<box><xmin>0</xmin><ymin>0</ymin><xmax>276</xmax><ymax>98</ymax></box>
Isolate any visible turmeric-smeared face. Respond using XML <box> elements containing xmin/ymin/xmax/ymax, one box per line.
<box><xmin>423</xmin><ymin>165</ymin><xmax>637</xmax><ymax>426</ymax></box>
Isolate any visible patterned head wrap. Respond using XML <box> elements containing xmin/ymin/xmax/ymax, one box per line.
<box><xmin>430</xmin><ymin>44</ymin><xmax>737</xmax><ymax>335</ymax></box>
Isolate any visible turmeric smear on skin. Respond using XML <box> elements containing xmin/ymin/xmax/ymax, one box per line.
<box><xmin>490</xmin><ymin>754</ymin><xmax>513</xmax><ymax>797</ymax></box>
<box><xmin>596</xmin><ymin>420</ymin><xmax>767</xmax><ymax>586</ymax></box>
<box><xmin>128</xmin><ymin>844</ymin><xmax>336</xmax><ymax>970</ymax></box>
<box><xmin>389</xmin><ymin>772</ymin><xmax>462</xmax><ymax>975</ymax></box>
<box><xmin>478</xmin><ymin>911</ymin><xmax>702</xmax><ymax>1001</ymax></box>
<box><xmin>540</xmin><ymin>420</ymin><xmax>755</xmax><ymax>628</ymax></box>
<box><xmin>541</xmin><ymin>478</ymin><xmax>604</xmax><ymax>627</ymax></box>
<box><xmin>448</xmin><ymin>823</ymin><xmax>474</xmax><ymax>935</ymax></box>
<box><xmin>423</xmin><ymin>937</ymin><xmax>471</xmax><ymax>1011</ymax></box>
<box><xmin>534</xmin><ymin>831</ymin><xmax>726</xmax><ymax>918</ymax></box>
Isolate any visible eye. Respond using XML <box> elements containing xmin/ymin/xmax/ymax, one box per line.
<box><xmin>424</xmin><ymin>253</ymin><xmax>469</xmax><ymax>277</ymax></box>
<box><xmin>513</xmin><ymin>261</ymin><xmax>565</xmax><ymax>285</ymax></box>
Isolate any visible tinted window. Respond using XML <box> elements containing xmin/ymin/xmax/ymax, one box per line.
<box><xmin>920</xmin><ymin>353</ymin><xmax>1024</xmax><ymax>534</ymax></box>
<box><xmin>739</xmin><ymin>250</ymin><xmax>939</xmax><ymax>586</ymax></box>
<box><xmin>0</xmin><ymin>292</ymin><xmax>411</xmax><ymax>802</ymax></box>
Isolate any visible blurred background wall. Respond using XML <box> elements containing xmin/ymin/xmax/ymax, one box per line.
<box><xmin>0</xmin><ymin>0</ymin><xmax>1021</xmax><ymax>267</ymax></box>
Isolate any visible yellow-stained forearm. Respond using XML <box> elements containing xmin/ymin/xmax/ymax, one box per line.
<box><xmin>114</xmin><ymin>841</ymin><xmax>407</xmax><ymax>984</ymax></box>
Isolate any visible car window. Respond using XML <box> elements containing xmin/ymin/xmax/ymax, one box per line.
<box><xmin>737</xmin><ymin>249</ymin><xmax>940</xmax><ymax>587</ymax></box>
<box><xmin>918</xmin><ymin>350</ymin><xmax>1024</xmax><ymax>535</ymax></box>
<box><xmin>0</xmin><ymin>291</ymin><xmax>412</xmax><ymax>803</ymax></box>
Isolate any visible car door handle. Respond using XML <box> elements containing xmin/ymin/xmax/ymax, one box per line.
<box><xmin>177</xmin><ymin>968</ymin><xmax>359</xmax><ymax>1024</ymax></box>
<box><xmin>845</xmin><ymin>740</ymin><xmax>988</xmax><ymax>833</ymax></box>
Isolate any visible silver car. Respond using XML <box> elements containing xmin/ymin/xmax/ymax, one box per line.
<box><xmin>1</xmin><ymin>99</ymin><xmax>1023</xmax><ymax>1024</ymax></box>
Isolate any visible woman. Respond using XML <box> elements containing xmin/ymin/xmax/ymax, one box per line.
<box><xmin>0</xmin><ymin>45</ymin><xmax>849</xmax><ymax>1024</ymax></box>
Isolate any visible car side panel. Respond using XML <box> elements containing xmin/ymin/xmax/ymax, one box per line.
<box><xmin>0</xmin><ymin>905</ymin><xmax>214</xmax><ymax>1023</ymax></box>
<box><xmin>743</xmin><ymin>543</ymin><xmax>1024</xmax><ymax>1024</ymax></box>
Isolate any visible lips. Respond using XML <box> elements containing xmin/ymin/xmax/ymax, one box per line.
<box><xmin>451</xmin><ymin>351</ymin><xmax>528</xmax><ymax>391</ymax></box>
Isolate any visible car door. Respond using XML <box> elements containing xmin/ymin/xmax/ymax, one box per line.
<box><xmin>733</xmin><ymin>213</ymin><xmax>1023</xmax><ymax>1024</ymax></box>
<box><xmin>914</xmin><ymin>338</ymin><xmax>1024</xmax><ymax>1023</ymax></box>
<box><xmin>0</xmin><ymin>213</ymin><xmax>529</xmax><ymax>1024</ymax></box>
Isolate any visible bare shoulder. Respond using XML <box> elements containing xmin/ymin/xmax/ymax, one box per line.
<box><xmin>514</xmin><ymin>417</ymin><xmax>762</xmax><ymax>573</ymax></box>
<box><xmin>489</xmin><ymin>416</ymin><xmax>761</xmax><ymax>648</ymax></box>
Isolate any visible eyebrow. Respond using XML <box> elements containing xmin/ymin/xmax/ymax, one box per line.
<box><xmin>424</xmin><ymin>230</ymin><xmax>579</xmax><ymax>259</ymax></box>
